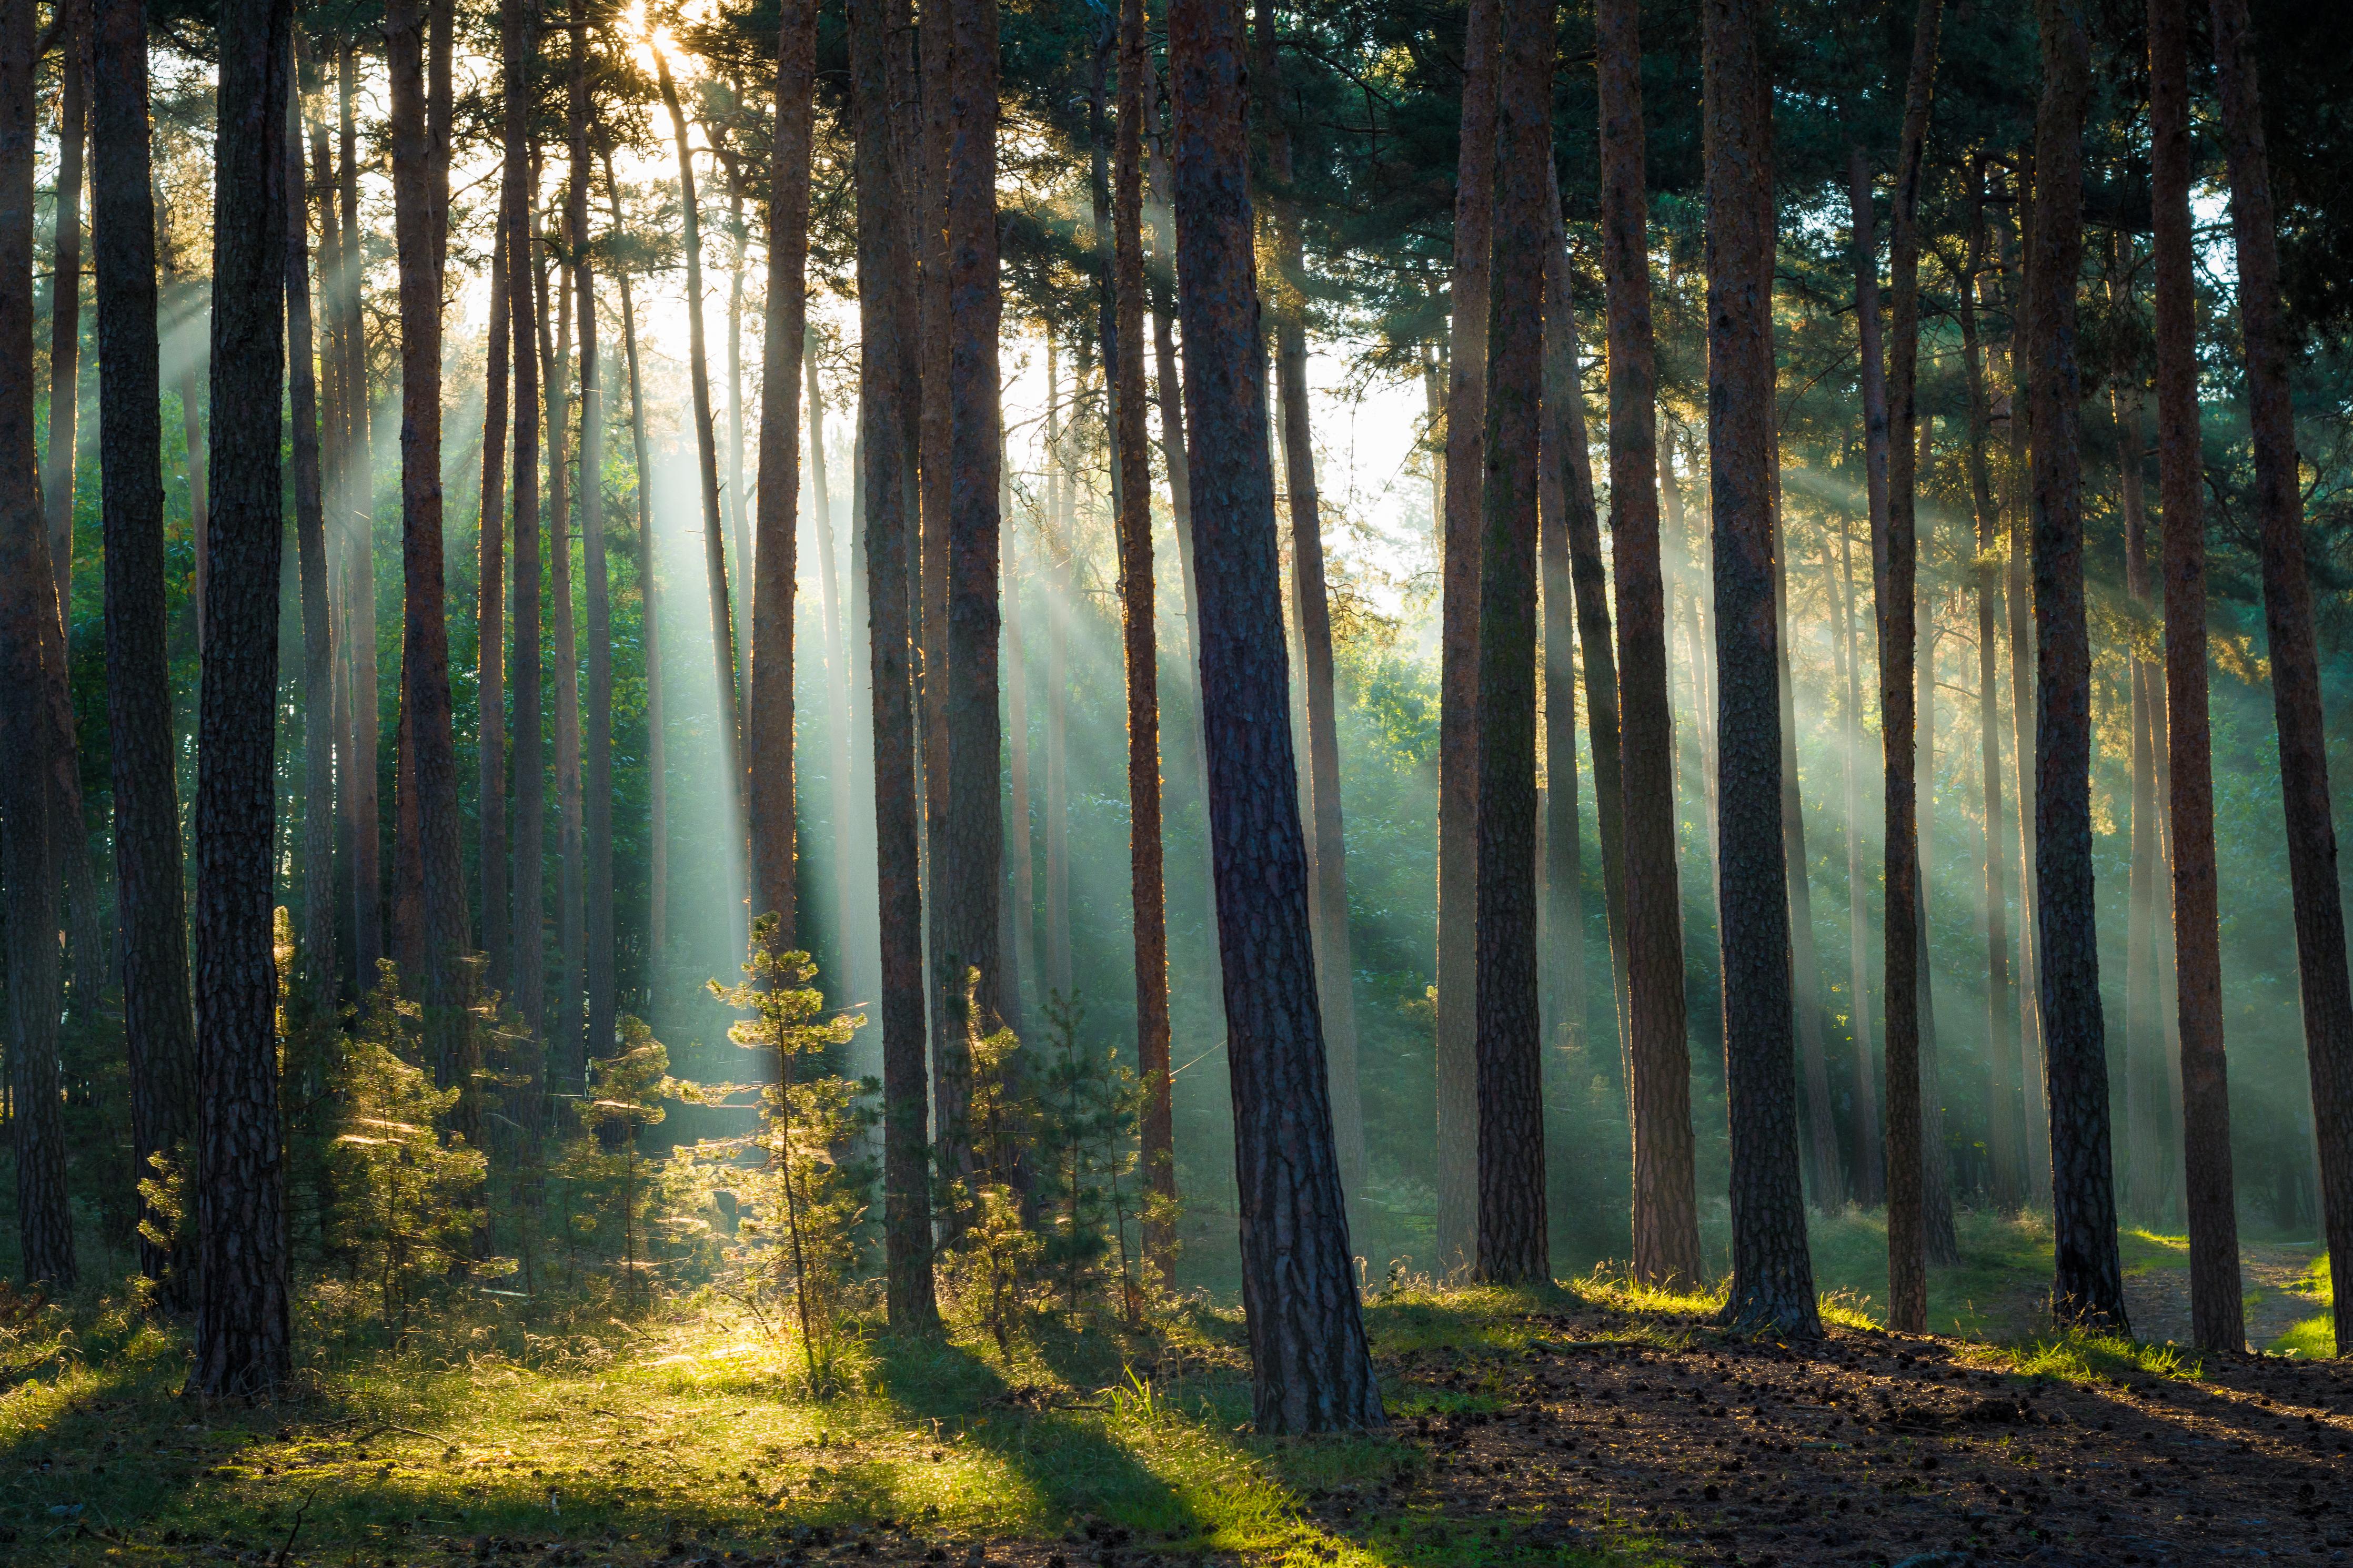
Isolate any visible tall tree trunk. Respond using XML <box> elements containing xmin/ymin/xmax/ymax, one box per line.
<box><xmin>1877</xmin><ymin>0</ymin><xmax>1942</xmax><ymax>1334</ymax></box>
<box><xmin>43</xmin><ymin>0</ymin><xmax>83</xmax><ymax>640</ymax></box>
<box><xmin>478</xmin><ymin>208</ymin><xmax>510</xmax><ymax>996</ymax></box>
<box><xmin>286</xmin><ymin>57</ymin><xmax>335</xmax><ymax>984</ymax></box>
<box><xmin>656</xmin><ymin>54</ymin><xmax>747</xmax><ymax>932</ymax></box>
<box><xmin>1003</xmin><ymin>516</ymin><xmax>1036</xmax><ymax>1029</ymax></box>
<box><xmin>1167</xmin><ymin>0</ymin><xmax>1382</xmax><ymax>1429</ymax></box>
<box><xmin>577</xmin><ymin>139</ymin><xmax>611</xmax><ymax>1070</ymax></box>
<box><xmin>940</xmin><ymin>0</ymin><xmax>1006</xmax><ymax>1189</ymax></box>
<box><xmin>1546</xmin><ymin>188</ymin><xmax>1630</xmax><ymax>1079</ymax></box>
<box><xmin>339</xmin><ymin>38</ymin><xmax>381</xmax><ymax>989</ymax></box>
<box><xmin>548</xmin><ymin>168</ymin><xmax>582</xmax><ymax>1094</ymax></box>
<box><xmin>1113</xmin><ymin>0</ymin><xmax>1174</xmax><ymax>1279</ymax></box>
<box><xmin>1470</xmin><ymin>0</ymin><xmax>1554</xmax><ymax>1285</ymax></box>
<box><xmin>727</xmin><ymin>172</ymin><xmax>752</xmax><ymax>704</ymax></box>
<box><xmin>851</xmin><ymin>0</ymin><xmax>938</xmax><ymax>1330</ymax></box>
<box><xmin>1958</xmin><ymin>167</ymin><xmax>2020</xmax><ymax>1210</ymax></box>
<box><xmin>2210</xmin><ymin>0</ymin><xmax>2353</xmax><ymax>1354</ymax></box>
<box><xmin>1597</xmin><ymin>0</ymin><xmax>1700</xmax><ymax>1285</ymax></box>
<box><xmin>1253</xmin><ymin>0</ymin><xmax>1365</xmax><ymax>1197</ymax></box>
<box><xmin>750</xmin><ymin>0</ymin><xmax>817</xmax><ymax>959</ymax></box>
<box><xmin>1705</xmin><ymin>0</ymin><xmax>1817</xmax><ymax>1333</ymax></box>
<box><xmin>389</xmin><ymin>0</ymin><xmax>471</xmax><ymax>1089</ymax></box>
<box><xmin>914</xmin><ymin>0</ymin><xmax>953</xmax><ymax>1092</ymax></box>
<box><xmin>1833</xmin><ymin>519</ymin><xmax>1883</xmax><ymax>1203</ymax></box>
<box><xmin>1</xmin><ymin>0</ymin><xmax>75</xmax><ymax>1289</ymax></box>
<box><xmin>2149</xmin><ymin>0</ymin><xmax>2241</xmax><ymax>1353</ymax></box>
<box><xmin>93</xmin><ymin>0</ymin><xmax>197</xmax><ymax>1304</ymax></box>
<box><xmin>506</xmin><ymin>2</ymin><xmax>545</xmax><ymax>1029</ymax></box>
<box><xmin>604</xmin><ymin>148</ymin><xmax>664</xmax><ymax>995</ymax></box>
<box><xmin>1433</xmin><ymin>0</ymin><xmax>1499</xmax><ymax>1269</ymax></box>
<box><xmin>1914</xmin><ymin>422</ymin><xmax>1958</xmax><ymax>1263</ymax></box>
<box><xmin>1538</xmin><ymin>189</ymin><xmax>1585</xmax><ymax>1056</ymax></box>
<box><xmin>192</xmin><ymin>0</ymin><xmax>294</xmax><ymax>1394</ymax></box>
<box><xmin>2028</xmin><ymin>0</ymin><xmax>2126</xmax><ymax>1330</ymax></box>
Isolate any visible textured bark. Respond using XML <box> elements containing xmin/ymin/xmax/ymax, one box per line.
<box><xmin>506</xmin><ymin>2</ymin><xmax>544</xmax><ymax>1029</ymax></box>
<box><xmin>1433</xmin><ymin>0</ymin><xmax>1498</xmax><ymax>1269</ymax></box>
<box><xmin>339</xmin><ymin>40</ymin><xmax>381</xmax><ymax>988</ymax></box>
<box><xmin>852</xmin><ymin>0</ymin><xmax>938</xmax><ymax>1332</ymax></box>
<box><xmin>1958</xmin><ymin>169</ymin><xmax>2020</xmax><ymax>1211</ymax></box>
<box><xmin>1147</xmin><ymin>100</ymin><xmax>1197</xmax><ymax>645</ymax></box>
<box><xmin>1003</xmin><ymin>520</ymin><xmax>1037</xmax><ymax>1028</ymax></box>
<box><xmin>2149</xmin><ymin>0</ymin><xmax>2241</xmax><ymax>1353</ymax></box>
<box><xmin>1876</xmin><ymin>0</ymin><xmax>1941</xmax><ymax>1334</ymax></box>
<box><xmin>1</xmin><ymin>0</ymin><xmax>75</xmax><ymax>1289</ymax></box>
<box><xmin>915</xmin><ymin>0</ymin><xmax>951</xmax><ymax>1088</ymax></box>
<box><xmin>1469</xmin><ymin>0</ymin><xmax>1553</xmax><ymax>1286</ymax></box>
<box><xmin>1704</xmin><ymin>0</ymin><xmax>1817</xmax><ymax>1334</ymax></box>
<box><xmin>725</xmin><ymin>167</ymin><xmax>751</xmax><ymax>705</ymax></box>
<box><xmin>42</xmin><ymin>0</ymin><xmax>82</xmax><ymax>640</ymax></box>
<box><xmin>389</xmin><ymin>0</ymin><xmax>471</xmax><ymax>1092</ymax></box>
<box><xmin>193</xmin><ymin>0</ymin><xmax>294</xmax><ymax>1394</ymax></box>
<box><xmin>286</xmin><ymin>58</ymin><xmax>335</xmax><ymax>983</ymax></box>
<box><xmin>604</xmin><ymin>149</ymin><xmax>665</xmax><ymax>988</ymax></box>
<box><xmin>2210</xmin><ymin>0</ymin><xmax>2352</xmax><ymax>1354</ymax></box>
<box><xmin>1597</xmin><ymin>0</ymin><xmax>1700</xmax><ymax>1287</ymax></box>
<box><xmin>1168</xmin><ymin>0</ymin><xmax>1382</xmax><ymax>1431</ymax></box>
<box><xmin>1537</xmin><ymin>191</ymin><xmax>1585</xmax><ymax>1055</ymax></box>
<box><xmin>656</xmin><ymin>53</ymin><xmax>747</xmax><ymax>916</ymax></box>
<box><xmin>749</xmin><ymin>0</ymin><xmax>817</xmax><ymax>958</ymax></box>
<box><xmin>940</xmin><ymin>0</ymin><xmax>1005</xmax><ymax>1184</ymax></box>
<box><xmin>2028</xmin><ymin>0</ymin><xmax>2126</xmax><ymax>1330</ymax></box>
<box><xmin>1114</xmin><ymin>0</ymin><xmax>1174</xmax><ymax>1278</ymax></box>
<box><xmin>1832</xmin><ymin>521</ymin><xmax>1883</xmax><ymax>1205</ymax></box>
<box><xmin>577</xmin><ymin>128</ymin><xmax>611</xmax><ymax>1069</ymax></box>
<box><xmin>549</xmin><ymin>144</ymin><xmax>582</xmax><ymax>1096</ymax></box>
<box><xmin>93</xmin><ymin>0</ymin><xmax>196</xmax><ymax>1302</ymax></box>
<box><xmin>428</xmin><ymin>0</ymin><xmax>450</xmax><ymax>282</ymax></box>
<box><xmin>478</xmin><ymin>213</ymin><xmax>510</xmax><ymax>995</ymax></box>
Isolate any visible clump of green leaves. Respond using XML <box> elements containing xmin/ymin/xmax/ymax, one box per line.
<box><xmin>557</xmin><ymin>1016</ymin><xmax>705</xmax><ymax>1309</ymax></box>
<box><xmin>1031</xmin><ymin>993</ymin><xmax>1143</xmax><ymax>1320</ymax></box>
<box><xmin>708</xmin><ymin>916</ymin><xmax>869</xmax><ymax>1393</ymax></box>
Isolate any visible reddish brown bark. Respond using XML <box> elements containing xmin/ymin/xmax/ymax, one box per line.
<box><xmin>478</xmin><ymin>210</ymin><xmax>510</xmax><ymax>994</ymax></box>
<box><xmin>506</xmin><ymin>3</ymin><xmax>544</xmax><ymax>1028</ymax></box>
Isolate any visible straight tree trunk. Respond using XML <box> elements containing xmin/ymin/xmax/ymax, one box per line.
<box><xmin>506</xmin><ymin>3</ymin><xmax>545</xmax><ymax>1029</ymax></box>
<box><xmin>1776</xmin><ymin>482</ymin><xmax>1842</xmax><ymax>1204</ymax></box>
<box><xmin>286</xmin><ymin>59</ymin><xmax>335</xmax><ymax>983</ymax></box>
<box><xmin>726</xmin><ymin>171</ymin><xmax>751</xmax><ymax>702</ymax></box>
<box><xmin>339</xmin><ymin>39</ymin><xmax>381</xmax><ymax>988</ymax></box>
<box><xmin>478</xmin><ymin>210</ymin><xmax>510</xmax><ymax>995</ymax></box>
<box><xmin>92</xmin><ymin>0</ymin><xmax>197</xmax><ymax>1303</ymax></box>
<box><xmin>1470</xmin><ymin>0</ymin><xmax>1554</xmax><ymax>1285</ymax></box>
<box><xmin>192</xmin><ymin>0</ymin><xmax>294</xmax><ymax>1394</ymax></box>
<box><xmin>1003</xmin><ymin>515</ymin><xmax>1036</xmax><ymax>1027</ymax></box>
<box><xmin>1113</xmin><ymin>0</ymin><xmax>1175</xmax><ymax>1278</ymax></box>
<box><xmin>851</xmin><ymin>0</ymin><xmax>938</xmax><ymax>1330</ymax></box>
<box><xmin>1914</xmin><ymin>423</ymin><xmax>1959</xmax><ymax>1263</ymax></box>
<box><xmin>940</xmin><ymin>0</ymin><xmax>1007</xmax><ymax>1184</ymax></box>
<box><xmin>548</xmin><ymin>165</ymin><xmax>582</xmax><ymax>1094</ymax></box>
<box><xmin>656</xmin><ymin>54</ymin><xmax>747</xmax><ymax>916</ymax></box>
<box><xmin>1705</xmin><ymin>0</ymin><xmax>1817</xmax><ymax>1332</ymax></box>
<box><xmin>749</xmin><ymin>0</ymin><xmax>818</xmax><ymax>957</ymax></box>
<box><xmin>1598</xmin><ymin>0</ymin><xmax>1700</xmax><ymax>1286</ymax></box>
<box><xmin>389</xmin><ymin>0</ymin><xmax>471</xmax><ymax>1089</ymax></box>
<box><xmin>2209</xmin><ymin>0</ymin><xmax>2353</xmax><ymax>1354</ymax></box>
<box><xmin>1878</xmin><ymin>0</ymin><xmax>1943</xmax><ymax>1334</ymax></box>
<box><xmin>2028</xmin><ymin>0</ymin><xmax>2126</xmax><ymax>1330</ymax></box>
<box><xmin>43</xmin><ymin>0</ymin><xmax>83</xmax><ymax>639</ymax></box>
<box><xmin>1434</xmin><ymin>0</ymin><xmax>1499</xmax><ymax>1269</ymax></box>
<box><xmin>1167</xmin><ymin>0</ymin><xmax>1383</xmax><ymax>1429</ymax></box>
<box><xmin>604</xmin><ymin>148</ymin><xmax>665</xmax><ymax>992</ymax></box>
<box><xmin>577</xmin><ymin>143</ymin><xmax>611</xmax><ymax>1069</ymax></box>
<box><xmin>1833</xmin><ymin>520</ymin><xmax>1884</xmax><ymax>1203</ymax></box>
<box><xmin>915</xmin><ymin>0</ymin><xmax>953</xmax><ymax>1088</ymax></box>
<box><xmin>1</xmin><ymin>0</ymin><xmax>75</xmax><ymax>1289</ymax></box>
<box><xmin>1537</xmin><ymin>190</ymin><xmax>1585</xmax><ymax>1054</ymax></box>
<box><xmin>1958</xmin><ymin>169</ymin><xmax>2020</xmax><ymax>1209</ymax></box>
<box><xmin>2149</xmin><ymin>0</ymin><xmax>2241</xmax><ymax>1353</ymax></box>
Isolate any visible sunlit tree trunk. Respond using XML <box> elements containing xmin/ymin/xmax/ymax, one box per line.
<box><xmin>506</xmin><ymin>2</ymin><xmax>545</xmax><ymax>1028</ymax></box>
<box><xmin>2148</xmin><ymin>0</ymin><xmax>2241</xmax><ymax>1353</ymax></box>
<box><xmin>547</xmin><ymin>195</ymin><xmax>582</xmax><ymax>1088</ymax></box>
<box><xmin>570</xmin><ymin>1</ymin><xmax>610</xmax><ymax>1070</ymax></box>
<box><xmin>2</xmin><ymin>0</ymin><xmax>76</xmax><ymax>1290</ymax></box>
<box><xmin>286</xmin><ymin>56</ymin><xmax>336</xmax><ymax>985</ymax></box>
<box><xmin>1433</xmin><ymin>0</ymin><xmax>1499</xmax><ymax>1270</ymax></box>
<box><xmin>2209</xmin><ymin>0</ymin><xmax>2353</xmax><ymax>1354</ymax></box>
<box><xmin>2028</xmin><ymin>0</ymin><xmax>2126</xmax><ymax>1330</ymax></box>
<box><xmin>1167</xmin><ymin>0</ymin><xmax>1382</xmax><ymax>1429</ymax></box>
<box><xmin>192</xmin><ymin>0</ymin><xmax>294</xmax><ymax>1394</ymax></box>
<box><xmin>339</xmin><ymin>38</ymin><xmax>382</xmax><ymax>988</ymax></box>
<box><xmin>93</xmin><ymin>0</ymin><xmax>197</xmax><ymax>1304</ymax></box>
<box><xmin>1598</xmin><ymin>0</ymin><xmax>1700</xmax><ymax>1286</ymax></box>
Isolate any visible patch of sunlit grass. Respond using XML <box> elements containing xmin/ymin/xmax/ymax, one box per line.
<box><xmin>1993</xmin><ymin>1323</ymin><xmax>2203</xmax><ymax>1385</ymax></box>
<box><xmin>1565</xmin><ymin>1264</ymin><xmax>1725</xmax><ymax>1323</ymax></box>
<box><xmin>2271</xmin><ymin>1316</ymin><xmax>2336</xmax><ymax>1359</ymax></box>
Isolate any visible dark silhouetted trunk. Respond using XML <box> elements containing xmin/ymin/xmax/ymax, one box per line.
<box><xmin>1433</xmin><ymin>0</ymin><xmax>1497</xmax><ymax>1269</ymax></box>
<box><xmin>93</xmin><ymin>0</ymin><xmax>196</xmax><ymax>1303</ymax></box>
<box><xmin>192</xmin><ymin>0</ymin><xmax>294</xmax><ymax>1395</ymax></box>
<box><xmin>1168</xmin><ymin>0</ymin><xmax>1382</xmax><ymax>1430</ymax></box>
<box><xmin>749</xmin><ymin>0</ymin><xmax>817</xmax><ymax>958</ymax></box>
<box><xmin>1706</xmin><ymin>0</ymin><xmax>1817</xmax><ymax>1333</ymax></box>
<box><xmin>577</xmin><ymin>136</ymin><xmax>611</xmax><ymax>1069</ymax></box>
<box><xmin>1598</xmin><ymin>0</ymin><xmax>1700</xmax><ymax>1285</ymax></box>
<box><xmin>2028</xmin><ymin>0</ymin><xmax>2126</xmax><ymax>1331</ymax></box>
<box><xmin>1</xmin><ymin>0</ymin><xmax>75</xmax><ymax>1289</ymax></box>
<box><xmin>1470</xmin><ymin>0</ymin><xmax>1554</xmax><ymax>1285</ymax></box>
<box><xmin>478</xmin><ymin>212</ymin><xmax>510</xmax><ymax>993</ymax></box>
<box><xmin>286</xmin><ymin>58</ymin><xmax>335</xmax><ymax>983</ymax></box>
<box><xmin>43</xmin><ymin>0</ymin><xmax>82</xmax><ymax>639</ymax></box>
<box><xmin>339</xmin><ymin>39</ymin><xmax>381</xmax><ymax>988</ymax></box>
<box><xmin>548</xmin><ymin>170</ymin><xmax>582</xmax><ymax>1095</ymax></box>
<box><xmin>2210</xmin><ymin>0</ymin><xmax>2352</xmax><ymax>1353</ymax></box>
<box><xmin>1832</xmin><ymin>520</ymin><xmax>1883</xmax><ymax>1204</ymax></box>
<box><xmin>1538</xmin><ymin>189</ymin><xmax>1586</xmax><ymax>1053</ymax></box>
<box><xmin>506</xmin><ymin>3</ymin><xmax>544</xmax><ymax>1029</ymax></box>
<box><xmin>2150</xmin><ymin>0</ymin><xmax>2240</xmax><ymax>1353</ymax></box>
<box><xmin>852</xmin><ymin>0</ymin><xmax>938</xmax><ymax>1331</ymax></box>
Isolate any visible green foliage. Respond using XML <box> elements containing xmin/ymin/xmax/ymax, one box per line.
<box><xmin>554</xmin><ymin>1016</ymin><xmax>709</xmax><ymax>1309</ymax></box>
<box><xmin>1030</xmin><ymin>993</ymin><xmax>1143</xmax><ymax>1319</ymax></box>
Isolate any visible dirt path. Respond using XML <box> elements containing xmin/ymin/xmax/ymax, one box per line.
<box><xmin>2123</xmin><ymin>1241</ymin><xmax>2326</xmax><ymax>1353</ymax></box>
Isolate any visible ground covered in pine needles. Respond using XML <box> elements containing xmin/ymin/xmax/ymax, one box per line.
<box><xmin>0</xmin><ymin>1223</ymin><xmax>2343</xmax><ymax>1568</ymax></box>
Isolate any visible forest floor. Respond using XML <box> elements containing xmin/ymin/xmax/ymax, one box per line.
<box><xmin>0</xmin><ymin>1224</ymin><xmax>2342</xmax><ymax>1568</ymax></box>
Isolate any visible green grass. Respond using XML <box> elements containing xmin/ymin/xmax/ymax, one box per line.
<box><xmin>2267</xmin><ymin>1251</ymin><xmax>2336</xmax><ymax>1358</ymax></box>
<box><xmin>0</xmin><ymin>1278</ymin><xmax>1662</xmax><ymax>1567</ymax></box>
<box><xmin>1800</xmin><ymin>1205</ymin><xmax>2055</xmax><ymax>1340</ymax></box>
